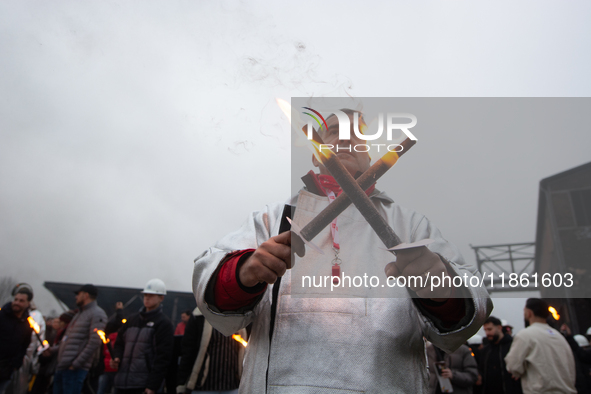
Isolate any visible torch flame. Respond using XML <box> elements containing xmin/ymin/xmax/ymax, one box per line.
<box><xmin>276</xmin><ymin>98</ymin><xmax>292</xmax><ymax>125</ymax></box>
<box><xmin>548</xmin><ymin>306</ymin><xmax>560</xmax><ymax>320</ymax></box>
<box><xmin>94</xmin><ymin>329</ymin><xmax>110</xmax><ymax>344</ymax></box>
<box><xmin>27</xmin><ymin>316</ymin><xmax>40</xmax><ymax>334</ymax></box>
<box><xmin>232</xmin><ymin>334</ymin><xmax>247</xmax><ymax>347</ymax></box>
<box><xmin>122</xmin><ymin>319</ymin><xmax>127</xmax><ymax>324</ymax></box>
<box><xmin>43</xmin><ymin>340</ymin><xmax>49</xmax><ymax>346</ymax></box>
<box><xmin>308</xmin><ymin>136</ymin><xmax>335</xmax><ymax>162</ymax></box>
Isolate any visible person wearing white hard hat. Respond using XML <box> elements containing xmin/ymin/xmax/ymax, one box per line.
<box><xmin>111</xmin><ymin>279</ymin><xmax>174</xmax><ymax>394</ymax></box>
<box><xmin>574</xmin><ymin>334</ymin><xmax>590</xmax><ymax>348</ymax></box>
<box><xmin>501</xmin><ymin>319</ymin><xmax>513</xmax><ymax>337</ymax></box>
<box><xmin>560</xmin><ymin>323</ymin><xmax>591</xmax><ymax>393</ymax></box>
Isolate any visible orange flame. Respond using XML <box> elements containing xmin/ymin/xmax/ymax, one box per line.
<box><xmin>276</xmin><ymin>98</ymin><xmax>292</xmax><ymax>125</ymax></box>
<box><xmin>27</xmin><ymin>316</ymin><xmax>40</xmax><ymax>334</ymax></box>
<box><xmin>94</xmin><ymin>329</ymin><xmax>110</xmax><ymax>344</ymax></box>
<box><xmin>232</xmin><ymin>334</ymin><xmax>247</xmax><ymax>347</ymax></box>
<box><xmin>122</xmin><ymin>319</ymin><xmax>127</xmax><ymax>324</ymax></box>
<box><xmin>43</xmin><ymin>340</ymin><xmax>49</xmax><ymax>347</ymax></box>
<box><xmin>380</xmin><ymin>150</ymin><xmax>400</xmax><ymax>167</ymax></box>
<box><xmin>548</xmin><ymin>306</ymin><xmax>560</xmax><ymax>320</ymax></box>
<box><xmin>308</xmin><ymin>137</ymin><xmax>335</xmax><ymax>162</ymax></box>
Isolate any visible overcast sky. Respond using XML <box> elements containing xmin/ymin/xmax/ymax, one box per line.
<box><xmin>1</xmin><ymin>1</ymin><xmax>590</xmax><ymax>330</ymax></box>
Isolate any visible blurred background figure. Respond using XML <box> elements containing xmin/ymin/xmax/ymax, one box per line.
<box><xmin>501</xmin><ymin>319</ymin><xmax>513</xmax><ymax>337</ymax></box>
<box><xmin>0</xmin><ymin>286</ymin><xmax>33</xmax><ymax>394</ymax></box>
<box><xmin>466</xmin><ymin>335</ymin><xmax>483</xmax><ymax>394</ymax></box>
<box><xmin>12</xmin><ymin>298</ymin><xmax>46</xmax><ymax>394</ymax></box>
<box><xmin>111</xmin><ymin>279</ymin><xmax>173</xmax><ymax>394</ymax></box>
<box><xmin>427</xmin><ymin>342</ymin><xmax>478</xmax><ymax>394</ymax></box>
<box><xmin>560</xmin><ymin>323</ymin><xmax>591</xmax><ymax>394</ymax></box>
<box><xmin>176</xmin><ymin>307</ymin><xmax>246</xmax><ymax>394</ymax></box>
<box><xmin>174</xmin><ymin>311</ymin><xmax>191</xmax><ymax>336</ymax></box>
<box><xmin>505</xmin><ymin>298</ymin><xmax>576</xmax><ymax>394</ymax></box>
<box><xmin>479</xmin><ymin>316</ymin><xmax>522</xmax><ymax>394</ymax></box>
<box><xmin>34</xmin><ymin>312</ymin><xmax>75</xmax><ymax>394</ymax></box>
<box><xmin>97</xmin><ymin>302</ymin><xmax>125</xmax><ymax>394</ymax></box>
<box><xmin>54</xmin><ymin>284</ymin><xmax>107</xmax><ymax>394</ymax></box>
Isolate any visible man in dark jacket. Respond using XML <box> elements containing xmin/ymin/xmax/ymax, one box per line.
<box><xmin>0</xmin><ymin>288</ymin><xmax>33</xmax><ymax>394</ymax></box>
<box><xmin>111</xmin><ymin>279</ymin><xmax>174</xmax><ymax>394</ymax></box>
<box><xmin>560</xmin><ymin>323</ymin><xmax>591</xmax><ymax>394</ymax></box>
<box><xmin>176</xmin><ymin>307</ymin><xmax>245</xmax><ymax>393</ymax></box>
<box><xmin>427</xmin><ymin>343</ymin><xmax>478</xmax><ymax>394</ymax></box>
<box><xmin>479</xmin><ymin>316</ymin><xmax>522</xmax><ymax>394</ymax></box>
<box><xmin>54</xmin><ymin>284</ymin><xmax>107</xmax><ymax>394</ymax></box>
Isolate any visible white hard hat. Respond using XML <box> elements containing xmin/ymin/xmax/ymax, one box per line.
<box><xmin>575</xmin><ymin>334</ymin><xmax>590</xmax><ymax>347</ymax></box>
<box><xmin>501</xmin><ymin>319</ymin><xmax>513</xmax><ymax>328</ymax></box>
<box><xmin>467</xmin><ymin>334</ymin><xmax>483</xmax><ymax>345</ymax></box>
<box><xmin>142</xmin><ymin>279</ymin><xmax>167</xmax><ymax>295</ymax></box>
<box><xmin>586</xmin><ymin>327</ymin><xmax>591</xmax><ymax>336</ymax></box>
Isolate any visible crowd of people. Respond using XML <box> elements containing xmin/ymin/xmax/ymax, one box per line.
<box><xmin>2</xmin><ymin>280</ymin><xmax>591</xmax><ymax>394</ymax></box>
<box><xmin>0</xmin><ymin>281</ymin><xmax>243</xmax><ymax>394</ymax></box>
<box><xmin>426</xmin><ymin>298</ymin><xmax>591</xmax><ymax>394</ymax></box>
<box><xmin>2</xmin><ymin>109</ymin><xmax>591</xmax><ymax>393</ymax></box>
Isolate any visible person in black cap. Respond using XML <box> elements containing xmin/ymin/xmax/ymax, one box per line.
<box><xmin>54</xmin><ymin>284</ymin><xmax>107</xmax><ymax>394</ymax></box>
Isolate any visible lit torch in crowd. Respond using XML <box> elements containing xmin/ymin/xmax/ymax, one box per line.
<box><xmin>95</xmin><ymin>329</ymin><xmax>114</xmax><ymax>356</ymax></box>
<box><xmin>232</xmin><ymin>334</ymin><xmax>248</xmax><ymax>347</ymax></box>
<box><xmin>28</xmin><ymin>316</ymin><xmax>49</xmax><ymax>354</ymax></box>
<box><xmin>548</xmin><ymin>306</ymin><xmax>560</xmax><ymax>321</ymax></box>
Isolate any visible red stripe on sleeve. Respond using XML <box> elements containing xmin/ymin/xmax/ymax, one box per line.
<box><xmin>214</xmin><ymin>249</ymin><xmax>267</xmax><ymax>311</ymax></box>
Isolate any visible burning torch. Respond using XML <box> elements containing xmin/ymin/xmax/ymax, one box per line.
<box><xmin>28</xmin><ymin>316</ymin><xmax>50</xmax><ymax>355</ymax></box>
<box><xmin>548</xmin><ymin>306</ymin><xmax>560</xmax><ymax>321</ymax></box>
<box><xmin>232</xmin><ymin>334</ymin><xmax>247</xmax><ymax>347</ymax></box>
<box><xmin>95</xmin><ymin>329</ymin><xmax>114</xmax><ymax>356</ymax></box>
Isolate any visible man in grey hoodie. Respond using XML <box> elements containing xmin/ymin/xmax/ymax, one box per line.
<box><xmin>54</xmin><ymin>284</ymin><xmax>107</xmax><ymax>394</ymax></box>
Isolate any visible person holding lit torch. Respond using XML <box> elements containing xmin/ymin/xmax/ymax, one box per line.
<box><xmin>176</xmin><ymin>307</ymin><xmax>246</xmax><ymax>394</ymax></box>
<box><xmin>192</xmin><ymin>106</ymin><xmax>492</xmax><ymax>393</ymax></box>
<box><xmin>96</xmin><ymin>301</ymin><xmax>125</xmax><ymax>394</ymax></box>
<box><xmin>0</xmin><ymin>287</ymin><xmax>34</xmax><ymax>394</ymax></box>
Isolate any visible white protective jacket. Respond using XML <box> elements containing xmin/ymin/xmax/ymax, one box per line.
<box><xmin>193</xmin><ymin>189</ymin><xmax>492</xmax><ymax>394</ymax></box>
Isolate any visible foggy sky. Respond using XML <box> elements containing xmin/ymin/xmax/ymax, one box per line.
<box><xmin>1</xmin><ymin>1</ymin><xmax>590</xmax><ymax>331</ymax></box>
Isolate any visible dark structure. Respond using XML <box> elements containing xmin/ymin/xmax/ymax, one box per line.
<box><xmin>44</xmin><ymin>281</ymin><xmax>196</xmax><ymax>326</ymax></box>
<box><xmin>534</xmin><ymin>161</ymin><xmax>591</xmax><ymax>334</ymax></box>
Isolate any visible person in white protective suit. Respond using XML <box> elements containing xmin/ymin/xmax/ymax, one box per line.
<box><xmin>193</xmin><ymin>109</ymin><xmax>492</xmax><ymax>394</ymax></box>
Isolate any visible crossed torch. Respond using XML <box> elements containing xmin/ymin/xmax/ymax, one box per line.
<box><xmin>27</xmin><ymin>316</ymin><xmax>50</xmax><ymax>355</ymax></box>
<box><xmin>277</xmin><ymin>99</ymin><xmax>427</xmax><ymax>255</ymax></box>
